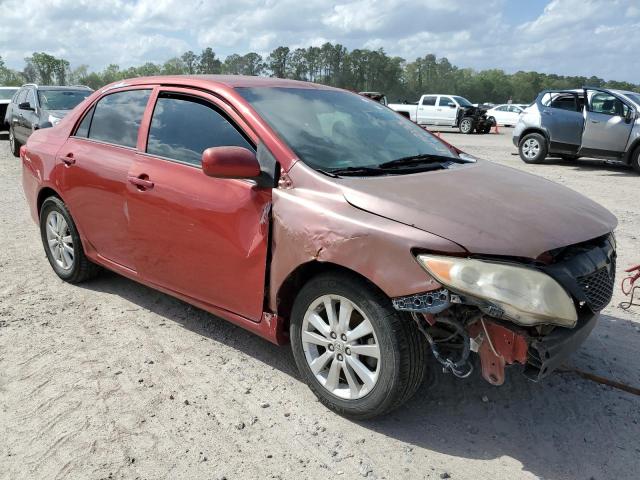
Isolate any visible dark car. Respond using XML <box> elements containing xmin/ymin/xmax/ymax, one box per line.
<box><xmin>6</xmin><ymin>84</ymin><xmax>93</xmax><ymax>156</ymax></box>
<box><xmin>20</xmin><ymin>75</ymin><xmax>616</xmax><ymax>418</ymax></box>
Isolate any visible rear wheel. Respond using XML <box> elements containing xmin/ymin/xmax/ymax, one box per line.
<box><xmin>9</xmin><ymin>127</ymin><xmax>20</xmax><ymax>157</ymax></box>
<box><xmin>459</xmin><ymin>117</ymin><xmax>474</xmax><ymax>134</ymax></box>
<box><xmin>290</xmin><ymin>272</ymin><xmax>427</xmax><ymax>419</ymax></box>
<box><xmin>519</xmin><ymin>133</ymin><xmax>548</xmax><ymax>164</ymax></box>
<box><xmin>39</xmin><ymin>196</ymin><xmax>101</xmax><ymax>283</ymax></box>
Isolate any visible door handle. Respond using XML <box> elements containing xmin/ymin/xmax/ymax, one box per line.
<box><xmin>62</xmin><ymin>154</ymin><xmax>75</xmax><ymax>166</ymax></box>
<box><xmin>437</xmin><ymin>108</ymin><xmax>442</xmax><ymax>111</ymax></box>
<box><xmin>591</xmin><ymin>120</ymin><xmax>600</xmax><ymax>124</ymax></box>
<box><xmin>128</xmin><ymin>175</ymin><xmax>154</xmax><ymax>190</ymax></box>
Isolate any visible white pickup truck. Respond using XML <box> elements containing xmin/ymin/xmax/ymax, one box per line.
<box><xmin>389</xmin><ymin>94</ymin><xmax>494</xmax><ymax>134</ymax></box>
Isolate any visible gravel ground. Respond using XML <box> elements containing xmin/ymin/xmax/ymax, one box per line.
<box><xmin>1</xmin><ymin>128</ymin><xmax>639</xmax><ymax>480</ymax></box>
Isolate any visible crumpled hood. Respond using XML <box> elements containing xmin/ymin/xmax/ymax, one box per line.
<box><xmin>340</xmin><ymin>160</ymin><xmax>617</xmax><ymax>259</ymax></box>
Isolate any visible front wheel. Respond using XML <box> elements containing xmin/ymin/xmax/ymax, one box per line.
<box><xmin>631</xmin><ymin>146</ymin><xmax>640</xmax><ymax>174</ymax></box>
<box><xmin>290</xmin><ymin>272</ymin><xmax>427</xmax><ymax>419</ymax></box>
<box><xmin>459</xmin><ymin>117</ymin><xmax>474</xmax><ymax>134</ymax></box>
<box><xmin>9</xmin><ymin>127</ymin><xmax>20</xmax><ymax>157</ymax></box>
<box><xmin>519</xmin><ymin>133</ymin><xmax>548</xmax><ymax>164</ymax></box>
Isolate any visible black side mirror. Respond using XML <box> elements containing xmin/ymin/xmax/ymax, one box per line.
<box><xmin>448</xmin><ymin>103</ymin><xmax>457</xmax><ymax>108</ymax></box>
<box><xmin>18</xmin><ymin>102</ymin><xmax>34</xmax><ymax>111</ymax></box>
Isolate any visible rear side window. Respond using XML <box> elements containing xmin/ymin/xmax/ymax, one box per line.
<box><xmin>421</xmin><ymin>96</ymin><xmax>436</xmax><ymax>106</ymax></box>
<box><xmin>146</xmin><ymin>94</ymin><xmax>253</xmax><ymax>166</ymax></box>
<box><xmin>88</xmin><ymin>89</ymin><xmax>151</xmax><ymax>148</ymax></box>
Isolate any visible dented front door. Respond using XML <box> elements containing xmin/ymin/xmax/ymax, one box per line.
<box><xmin>127</xmin><ymin>88</ymin><xmax>271</xmax><ymax>322</ymax></box>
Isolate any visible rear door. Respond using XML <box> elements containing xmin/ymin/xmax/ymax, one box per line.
<box><xmin>416</xmin><ymin>95</ymin><xmax>437</xmax><ymax>124</ymax></box>
<box><xmin>59</xmin><ymin>87</ymin><xmax>153</xmax><ymax>270</ymax></box>
<box><xmin>127</xmin><ymin>88</ymin><xmax>271</xmax><ymax>321</ymax></box>
<box><xmin>538</xmin><ymin>91</ymin><xmax>584</xmax><ymax>153</ymax></box>
<box><xmin>435</xmin><ymin>96</ymin><xmax>458</xmax><ymax>126</ymax></box>
<box><xmin>580</xmin><ymin>89</ymin><xmax>633</xmax><ymax>157</ymax></box>
<box><xmin>14</xmin><ymin>88</ymin><xmax>32</xmax><ymax>142</ymax></box>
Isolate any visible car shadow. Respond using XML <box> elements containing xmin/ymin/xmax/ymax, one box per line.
<box><xmin>542</xmin><ymin>156</ymin><xmax>637</xmax><ymax>176</ymax></box>
<box><xmin>79</xmin><ymin>271</ymin><xmax>640</xmax><ymax>479</ymax></box>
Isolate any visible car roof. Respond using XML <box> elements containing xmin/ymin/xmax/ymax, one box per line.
<box><xmin>111</xmin><ymin>75</ymin><xmax>339</xmax><ymax>91</ymax></box>
<box><xmin>27</xmin><ymin>85</ymin><xmax>91</xmax><ymax>90</ymax></box>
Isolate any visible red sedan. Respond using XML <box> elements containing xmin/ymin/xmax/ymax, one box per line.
<box><xmin>20</xmin><ymin>75</ymin><xmax>616</xmax><ymax>418</ymax></box>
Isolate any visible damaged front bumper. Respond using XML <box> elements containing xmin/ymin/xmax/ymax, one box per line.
<box><xmin>466</xmin><ymin>313</ymin><xmax>598</xmax><ymax>385</ymax></box>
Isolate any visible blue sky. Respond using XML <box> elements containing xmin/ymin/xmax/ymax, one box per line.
<box><xmin>1</xmin><ymin>0</ymin><xmax>639</xmax><ymax>82</ymax></box>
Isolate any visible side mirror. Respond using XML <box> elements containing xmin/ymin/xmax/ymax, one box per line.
<box><xmin>18</xmin><ymin>102</ymin><xmax>34</xmax><ymax>111</ymax></box>
<box><xmin>202</xmin><ymin>146</ymin><xmax>261</xmax><ymax>179</ymax></box>
<box><xmin>448</xmin><ymin>103</ymin><xmax>457</xmax><ymax>108</ymax></box>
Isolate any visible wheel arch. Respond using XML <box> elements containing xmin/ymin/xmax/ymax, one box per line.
<box><xmin>624</xmin><ymin>138</ymin><xmax>640</xmax><ymax>165</ymax></box>
<box><xmin>275</xmin><ymin>260</ymin><xmax>389</xmax><ymax>329</ymax></box>
<box><xmin>37</xmin><ymin>186</ymin><xmax>63</xmax><ymax>216</ymax></box>
<box><xmin>518</xmin><ymin>127</ymin><xmax>549</xmax><ymax>146</ymax></box>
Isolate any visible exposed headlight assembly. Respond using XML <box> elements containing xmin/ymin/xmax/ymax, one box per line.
<box><xmin>416</xmin><ymin>254</ymin><xmax>577</xmax><ymax>327</ymax></box>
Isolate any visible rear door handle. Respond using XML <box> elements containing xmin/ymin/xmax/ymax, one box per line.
<box><xmin>62</xmin><ymin>153</ymin><xmax>75</xmax><ymax>166</ymax></box>
<box><xmin>128</xmin><ymin>175</ymin><xmax>154</xmax><ymax>190</ymax></box>
<box><xmin>591</xmin><ymin>120</ymin><xmax>600</xmax><ymax>124</ymax></box>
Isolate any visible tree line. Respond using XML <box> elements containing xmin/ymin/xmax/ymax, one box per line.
<box><xmin>1</xmin><ymin>44</ymin><xmax>638</xmax><ymax>104</ymax></box>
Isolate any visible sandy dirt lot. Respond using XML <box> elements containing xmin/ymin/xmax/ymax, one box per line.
<box><xmin>1</xmin><ymin>128</ymin><xmax>639</xmax><ymax>480</ymax></box>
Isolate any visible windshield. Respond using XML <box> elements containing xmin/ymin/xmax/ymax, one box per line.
<box><xmin>38</xmin><ymin>89</ymin><xmax>91</xmax><ymax>110</ymax></box>
<box><xmin>0</xmin><ymin>88</ymin><xmax>18</xmax><ymax>100</ymax></box>
<box><xmin>453</xmin><ymin>96</ymin><xmax>473</xmax><ymax>107</ymax></box>
<box><xmin>622</xmin><ymin>93</ymin><xmax>640</xmax><ymax>107</ymax></box>
<box><xmin>238</xmin><ymin>87</ymin><xmax>457</xmax><ymax>172</ymax></box>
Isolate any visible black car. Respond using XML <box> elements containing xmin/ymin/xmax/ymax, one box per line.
<box><xmin>6</xmin><ymin>84</ymin><xmax>92</xmax><ymax>156</ymax></box>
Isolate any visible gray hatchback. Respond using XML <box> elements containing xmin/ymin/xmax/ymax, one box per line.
<box><xmin>513</xmin><ymin>87</ymin><xmax>640</xmax><ymax>172</ymax></box>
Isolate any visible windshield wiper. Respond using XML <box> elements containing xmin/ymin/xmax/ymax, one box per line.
<box><xmin>377</xmin><ymin>153</ymin><xmax>462</xmax><ymax>169</ymax></box>
<box><xmin>328</xmin><ymin>166</ymin><xmax>388</xmax><ymax>177</ymax></box>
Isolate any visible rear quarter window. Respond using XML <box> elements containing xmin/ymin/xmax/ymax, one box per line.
<box><xmin>88</xmin><ymin>89</ymin><xmax>151</xmax><ymax>148</ymax></box>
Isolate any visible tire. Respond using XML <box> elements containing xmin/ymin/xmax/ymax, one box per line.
<box><xmin>39</xmin><ymin>196</ymin><xmax>101</xmax><ymax>283</ymax></box>
<box><xmin>631</xmin><ymin>146</ymin><xmax>640</xmax><ymax>174</ymax></box>
<box><xmin>290</xmin><ymin>272</ymin><xmax>427</xmax><ymax>419</ymax></box>
<box><xmin>459</xmin><ymin>117</ymin><xmax>474</xmax><ymax>134</ymax></box>
<box><xmin>519</xmin><ymin>133</ymin><xmax>548</xmax><ymax>164</ymax></box>
<box><xmin>9</xmin><ymin>126</ymin><xmax>20</xmax><ymax>157</ymax></box>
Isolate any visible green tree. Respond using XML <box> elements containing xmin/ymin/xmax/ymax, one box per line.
<box><xmin>198</xmin><ymin>48</ymin><xmax>222</xmax><ymax>74</ymax></box>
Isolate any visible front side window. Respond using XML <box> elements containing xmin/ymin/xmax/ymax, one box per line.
<box><xmin>75</xmin><ymin>106</ymin><xmax>95</xmax><ymax>138</ymax></box>
<box><xmin>590</xmin><ymin>92</ymin><xmax>629</xmax><ymax>117</ymax></box>
<box><xmin>438</xmin><ymin>96</ymin><xmax>455</xmax><ymax>107</ymax></box>
<box><xmin>238</xmin><ymin>87</ymin><xmax>457</xmax><ymax>172</ymax></box>
<box><xmin>88</xmin><ymin>89</ymin><xmax>151</xmax><ymax>148</ymax></box>
<box><xmin>452</xmin><ymin>96</ymin><xmax>473</xmax><ymax>107</ymax></box>
<box><xmin>421</xmin><ymin>96</ymin><xmax>437</xmax><ymax>106</ymax></box>
<box><xmin>25</xmin><ymin>89</ymin><xmax>36</xmax><ymax>107</ymax></box>
<box><xmin>146</xmin><ymin>94</ymin><xmax>253</xmax><ymax>166</ymax></box>
<box><xmin>496</xmin><ymin>105</ymin><xmax>509</xmax><ymax>112</ymax></box>
<box><xmin>16</xmin><ymin>89</ymin><xmax>28</xmax><ymax>105</ymax></box>
<box><xmin>38</xmin><ymin>89</ymin><xmax>91</xmax><ymax>111</ymax></box>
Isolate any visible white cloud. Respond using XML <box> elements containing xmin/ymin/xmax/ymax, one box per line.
<box><xmin>0</xmin><ymin>0</ymin><xmax>638</xmax><ymax>82</ymax></box>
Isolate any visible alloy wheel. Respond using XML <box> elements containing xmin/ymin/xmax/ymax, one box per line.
<box><xmin>45</xmin><ymin>211</ymin><xmax>75</xmax><ymax>270</ymax></box>
<box><xmin>522</xmin><ymin>138</ymin><xmax>540</xmax><ymax>159</ymax></box>
<box><xmin>301</xmin><ymin>295</ymin><xmax>381</xmax><ymax>400</ymax></box>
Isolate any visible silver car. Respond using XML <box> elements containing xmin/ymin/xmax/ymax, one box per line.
<box><xmin>513</xmin><ymin>87</ymin><xmax>640</xmax><ymax>172</ymax></box>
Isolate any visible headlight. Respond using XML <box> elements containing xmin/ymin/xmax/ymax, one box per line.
<box><xmin>48</xmin><ymin>114</ymin><xmax>61</xmax><ymax>125</ymax></box>
<box><xmin>417</xmin><ymin>254</ymin><xmax>577</xmax><ymax>327</ymax></box>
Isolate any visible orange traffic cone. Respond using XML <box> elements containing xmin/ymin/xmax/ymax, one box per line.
<box><xmin>493</xmin><ymin>123</ymin><xmax>500</xmax><ymax>134</ymax></box>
